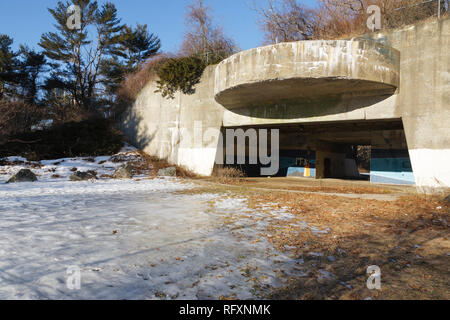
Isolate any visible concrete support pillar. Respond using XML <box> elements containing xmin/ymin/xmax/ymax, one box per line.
<box><xmin>403</xmin><ymin>115</ymin><xmax>450</xmax><ymax>189</ymax></box>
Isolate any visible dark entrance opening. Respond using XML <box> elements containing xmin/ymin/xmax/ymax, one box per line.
<box><xmin>217</xmin><ymin>119</ymin><xmax>415</xmax><ymax>185</ymax></box>
<box><xmin>323</xmin><ymin>158</ymin><xmax>331</xmax><ymax>178</ymax></box>
<box><xmin>353</xmin><ymin>145</ymin><xmax>371</xmax><ymax>181</ymax></box>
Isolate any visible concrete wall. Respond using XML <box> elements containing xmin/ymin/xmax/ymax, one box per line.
<box><xmin>120</xmin><ymin>66</ymin><xmax>223</xmax><ymax>176</ymax></box>
<box><xmin>221</xmin><ymin>17</ymin><xmax>449</xmax><ymax>189</ymax></box>
<box><xmin>214</xmin><ymin>40</ymin><xmax>399</xmax><ymax>110</ymax></box>
<box><xmin>316</xmin><ymin>150</ymin><xmax>346</xmax><ymax>179</ymax></box>
<box><xmin>120</xmin><ymin>17</ymin><xmax>449</xmax><ymax>190</ymax></box>
<box><xmin>364</xmin><ymin>18</ymin><xmax>450</xmax><ymax>189</ymax></box>
<box><xmin>370</xmin><ymin>149</ymin><xmax>415</xmax><ymax>185</ymax></box>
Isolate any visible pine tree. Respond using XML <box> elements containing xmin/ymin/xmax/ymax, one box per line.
<box><xmin>101</xmin><ymin>24</ymin><xmax>161</xmax><ymax>95</ymax></box>
<box><xmin>39</xmin><ymin>0</ymin><xmax>161</xmax><ymax>113</ymax></box>
<box><xmin>121</xmin><ymin>24</ymin><xmax>161</xmax><ymax>71</ymax></box>
<box><xmin>0</xmin><ymin>35</ymin><xmax>19</xmax><ymax>99</ymax></box>
<box><xmin>39</xmin><ymin>1</ymin><xmax>123</xmax><ymax>112</ymax></box>
<box><xmin>17</xmin><ymin>46</ymin><xmax>46</xmax><ymax>105</ymax></box>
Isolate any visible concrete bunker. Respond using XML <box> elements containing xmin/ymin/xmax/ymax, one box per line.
<box><xmin>215</xmin><ymin>40</ymin><xmax>413</xmax><ymax>185</ymax></box>
<box><xmin>214</xmin><ymin>40</ymin><xmax>400</xmax><ymax>110</ymax></box>
<box><xmin>121</xmin><ymin>17</ymin><xmax>450</xmax><ymax>190</ymax></box>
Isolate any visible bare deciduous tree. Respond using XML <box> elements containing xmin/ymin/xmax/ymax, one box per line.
<box><xmin>254</xmin><ymin>0</ymin><xmax>318</xmax><ymax>43</ymax></box>
<box><xmin>255</xmin><ymin>0</ymin><xmax>448</xmax><ymax>43</ymax></box>
<box><xmin>319</xmin><ymin>0</ymin><xmax>446</xmax><ymax>34</ymax></box>
<box><xmin>0</xmin><ymin>100</ymin><xmax>44</xmax><ymax>144</ymax></box>
<box><xmin>380</xmin><ymin>0</ymin><xmax>447</xmax><ymax>29</ymax></box>
<box><xmin>314</xmin><ymin>0</ymin><xmax>367</xmax><ymax>39</ymax></box>
<box><xmin>181</xmin><ymin>0</ymin><xmax>238</xmax><ymax>62</ymax></box>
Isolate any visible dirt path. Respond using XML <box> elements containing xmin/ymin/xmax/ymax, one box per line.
<box><xmin>195</xmin><ymin>180</ymin><xmax>405</xmax><ymax>201</ymax></box>
<box><xmin>194</xmin><ymin>176</ymin><xmax>418</xmax><ymax>200</ymax></box>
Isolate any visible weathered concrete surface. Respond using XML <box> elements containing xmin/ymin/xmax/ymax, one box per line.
<box><xmin>121</xmin><ymin>17</ymin><xmax>449</xmax><ymax>189</ymax></box>
<box><xmin>215</xmin><ymin>40</ymin><xmax>399</xmax><ymax>109</ymax></box>
<box><xmin>120</xmin><ymin>66</ymin><xmax>223</xmax><ymax>176</ymax></box>
<box><xmin>365</xmin><ymin>18</ymin><xmax>450</xmax><ymax>189</ymax></box>
<box><xmin>220</xmin><ymin>18</ymin><xmax>449</xmax><ymax>189</ymax></box>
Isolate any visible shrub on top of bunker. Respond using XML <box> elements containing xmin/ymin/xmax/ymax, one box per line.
<box><xmin>6</xmin><ymin>169</ymin><xmax>38</xmax><ymax>183</ymax></box>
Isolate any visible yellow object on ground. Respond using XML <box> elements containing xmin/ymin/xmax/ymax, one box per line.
<box><xmin>304</xmin><ymin>164</ymin><xmax>310</xmax><ymax>177</ymax></box>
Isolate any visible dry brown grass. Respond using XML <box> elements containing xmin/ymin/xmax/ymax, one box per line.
<box><xmin>211</xmin><ymin>166</ymin><xmax>246</xmax><ymax>184</ymax></box>
<box><xmin>244</xmin><ymin>191</ymin><xmax>449</xmax><ymax>300</ymax></box>
<box><xmin>178</xmin><ymin>179</ymin><xmax>449</xmax><ymax>299</ymax></box>
<box><xmin>245</xmin><ymin>181</ymin><xmax>394</xmax><ymax>194</ymax></box>
<box><xmin>282</xmin><ymin>185</ymin><xmax>392</xmax><ymax>194</ymax></box>
<box><xmin>176</xmin><ymin>165</ymin><xmax>199</xmax><ymax>179</ymax></box>
<box><xmin>256</xmin><ymin>0</ymin><xmax>448</xmax><ymax>43</ymax></box>
<box><xmin>334</xmin><ymin>12</ymin><xmax>450</xmax><ymax>40</ymax></box>
<box><xmin>113</xmin><ymin>54</ymin><xmax>172</xmax><ymax>117</ymax></box>
<box><xmin>122</xmin><ymin>150</ymin><xmax>198</xmax><ymax>178</ymax></box>
<box><xmin>209</xmin><ymin>176</ymin><xmax>400</xmax><ymax>195</ymax></box>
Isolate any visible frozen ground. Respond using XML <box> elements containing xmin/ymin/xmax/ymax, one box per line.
<box><xmin>0</xmin><ymin>151</ymin><xmax>310</xmax><ymax>300</ymax></box>
<box><xmin>0</xmin><ymin>143</ymin><xmax>142</xmax><ymax>183</ymax></box>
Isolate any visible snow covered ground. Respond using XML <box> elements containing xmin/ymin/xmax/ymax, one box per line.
<box><xmin>0</xmin><ymin>143</ymin><xmax>142</xmax><ymax>183</ymax></box>
<box><xmin>0</xmin><ymin>149</ymin><xmax>308</xmax><ymax>300</ymax></box>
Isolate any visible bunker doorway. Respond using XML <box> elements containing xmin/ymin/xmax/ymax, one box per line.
<box><xmin>217</xmin><ymin>119</ymin><xmax>415</xmax><ymax>185</ymax></box>
<box><xmin>323</xmin><ymin>158</ymin><xmax>331</xmax><ymax>178</ymax></box>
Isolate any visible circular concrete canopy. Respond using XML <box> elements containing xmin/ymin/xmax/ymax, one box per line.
<box><xmin>214</xmin><ymin>40</ymin><xmax>400</xmax><ymax>110</ymax></box>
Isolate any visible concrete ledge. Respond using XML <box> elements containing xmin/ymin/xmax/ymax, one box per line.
<box><xmin>214</xmin><ymin>40</ymin><xmax>400</xmax><ymax>109</ymax></box>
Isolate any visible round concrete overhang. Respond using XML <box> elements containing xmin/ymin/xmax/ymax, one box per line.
<box><xmin>214</xmin><ymin>40</ymin><xmax>400</xmax><ymax>110</ymax></box>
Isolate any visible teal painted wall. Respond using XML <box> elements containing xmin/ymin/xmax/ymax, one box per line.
<box><xmin>371</xmin><ymin>149</ymin><xmax>415</xmax><ymax>185</ymax></box>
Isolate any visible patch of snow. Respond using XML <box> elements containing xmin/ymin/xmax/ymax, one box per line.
<box><xmin>310</xmin><ymin>226</ymin><xmax>330</xmax><ymax>236</ymax></box>
<box><xmin>4</xmin><ymin>156</ymin><xmax>27</xmax><ymax>162</ymax></box>
<box><xmin>0</xmin><ymin>148</ymin><xmax>147</xmax><ymax>183</ymax></box>
<box><xmin>0</xmin><ymin>166</ymin><xmax>310</xmax><ymax>300</ymax></box>
<box><xmin>308</xmin><ymin>252</ymin><xmax>323</xmax><ymax>257</ymax></box>
<box><xmin>318</xmin><ymin>270</ymin><xmax>335</xmax><ymax>281</ymax></box>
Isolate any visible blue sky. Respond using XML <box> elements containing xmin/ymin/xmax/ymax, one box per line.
<box><xmin>0</xmin><ymin>0</ymin><xmax>318</xmax><ymax>52</ymax></box>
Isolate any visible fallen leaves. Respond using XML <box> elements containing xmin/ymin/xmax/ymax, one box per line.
<box><xmin>247</xmin><ymin>191</ymin><xmax>449</xmax><ymax>300</ymax></box>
